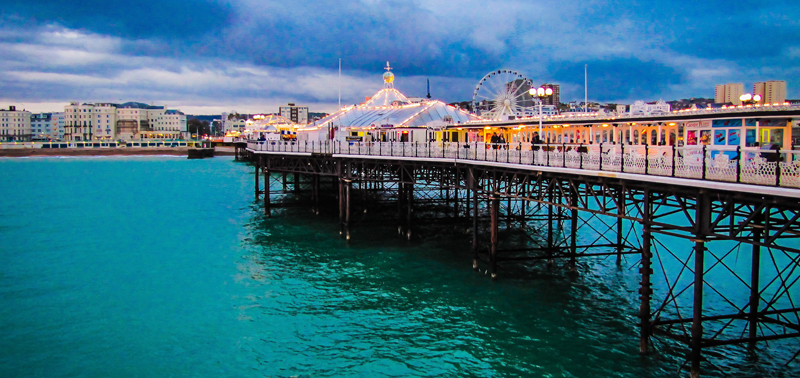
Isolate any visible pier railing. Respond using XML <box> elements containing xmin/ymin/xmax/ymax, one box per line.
<box><xmin>247</xmin><ymin>140</ymin><xmax>800</xmax><ymax>188</ymax></box>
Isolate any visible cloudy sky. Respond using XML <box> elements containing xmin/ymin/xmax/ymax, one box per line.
<box><xmin>1</xmin><ymin>0</ymin><xmax>799</xmax><ymax>115</ymax></box>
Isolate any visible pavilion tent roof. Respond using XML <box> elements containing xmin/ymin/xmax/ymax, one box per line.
<box><xmin>315</xmin><ymin>100</ymin><xmax>479</xmax><ymax>128</ymax></box>
<box><xmin>364</xmin><ymin>88</ymin><xmax>411</xmax><ymax>106</ymax></box>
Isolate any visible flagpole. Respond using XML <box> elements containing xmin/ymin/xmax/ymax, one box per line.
<box><xmin>584</xmin><ymin>64</ymin><xmax>588</xmax><ymax>113</ymax></box>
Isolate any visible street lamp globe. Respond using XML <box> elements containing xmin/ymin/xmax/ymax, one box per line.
<box><xmin>753</xmin><ymin>94</ymin><xmax>762</xmax><ymax>102</ymax></box>
<box><xmin>740</xmin><ymin>93</ymin><xmax>752</xmax><ymax>102</ymax></box>
<box><xmin>545</xmin><ymin>87</ymin><xmax>553</xmax><ymax>96</ymax></box>
<box><xmin>529</xmin><ymin>88</ymin><xmax>537</xmax><ymax>96</ymax></box>
<box><xmin>537</xmin><ymin>87</ymin><xmax>545</xmax><ymax>97</ymax></box>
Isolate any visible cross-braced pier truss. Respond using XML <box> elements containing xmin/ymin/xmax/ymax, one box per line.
<box><xmin>239</xmin><ymin>142</ymin><xmax>800</xmax><ymax>377</ymax></box>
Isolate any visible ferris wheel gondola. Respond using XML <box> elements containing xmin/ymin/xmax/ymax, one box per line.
<box><xmin>472</xmin><ymin>70</ymin><xmax>534</xmax><ymax>120</ymax></box>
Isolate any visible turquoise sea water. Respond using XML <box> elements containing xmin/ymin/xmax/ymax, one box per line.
<box><xmin>0</xmin><ymin>156</ymin><xmax>792</xmax><ymax>377</ymax></box>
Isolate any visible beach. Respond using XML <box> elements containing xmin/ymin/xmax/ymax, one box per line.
<box><xmin>0</xmin><ymin>146</ymin><xmax>235</xmax><ymax>157</ymax></box>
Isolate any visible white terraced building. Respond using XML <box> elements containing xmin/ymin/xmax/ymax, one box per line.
<box><xmin>64</xmin><ymin>102</ymin><xmax>187</xmax><ymax>141</ymax></box>
<box><xmin>0</xmin><ymin>105</ymin><xmax>32</xmax><ymax>142</ymax></box>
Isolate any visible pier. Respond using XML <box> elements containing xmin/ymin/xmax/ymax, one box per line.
<box><xmin>239</xmin><ymin>138</ymin><xmax>800</xmax><ymax>377</ymax></box>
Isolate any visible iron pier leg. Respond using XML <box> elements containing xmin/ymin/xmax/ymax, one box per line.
<box><xmin>263</xmin><ymin>168</ymin><xmax>271</xmax><ymax>217</ymax></box>
<box><xmin>691</xmin><ymin>239</ymin><xmax>706</xmax><ymax>378</ymax></box>
<box><xmin>691</xmin><ymin>192</ymin><xmax>709</xmax><ymax>378</ymax></box>
<box><xmin>617</xmin><ymin>186</ymin><xmax>625</xmax><ymax>264</ymax></box>
<box><xmin>490</xmin><ymin>195</ymin><xmax>500</xmax><ymax>280</ymax></box>
<box><xmin>338</xmin><ymin>178</ymin><xmax>345</xmax><ymax>237</ymax></box>
<box><xmin>345</xmin><ymin>180</ymin><xmax>351</xmax><ymax>241</ymax></box>
<box><xmin>547</xmin><ymin>189</ymin><xmax>554</xmax><ymax>267</ymax></box>
<box><xmin>471</xmin><ymin>169</ymin><xmax>480</xmax><ymax>271</ymax></box>
<box><xmin>398</xmin><ymin>180</ymin><xmax>405</xmax><ymax>236</ymax></box>
<box><xmin>255</xmin><ymin>158</ymin><xmax>260</xmax><ymax>200</ymax></box>
<box><xmin>569</xmin><ymin>183</ymin><xmax>578</xmax><ymax>272</ymax></box>
<box><xmin>282</xmin><ymin>172</ymin><xmax>288</xmax><ymax>192</ymax></box>
<box><xmin>406</xmin><ymin>180</ymin><xmax>413</xmax><ymax>240</ymax></box>
<box><xmin>640</xmin><ymin>190</ymin><xmax>652</xmax><ymax>354</ymax></box>
<box><xmin>313</xmin><ymin>175</ymin><xmax>320</xmax><ymax>215</ymax></box>
<box><xmin>507</xmin><ymin>196</ymin><xmax>513</xmax><ymax>228</ymax></box>
<box><xmin>294</xmin><ymin>173</ymin><xmax>300</xmax><ymax>194</ymax></box>
<box><xmin>453</xmin><ymin>169</ymin><xmax>459</xmax><ymax>220</ymax></box>
<box><xmin>749</xmin><ymin>207</ymin><xmax>764</xmax><ymax>349</ymax></box>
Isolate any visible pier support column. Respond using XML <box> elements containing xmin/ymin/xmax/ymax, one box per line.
<box><xmin>406</xmin><ymin>180</ymin><xmax>413</xmax><ymax>240</ymax></box>
<box><xmin>691</xmin><ymin>239</ymin><xmax>706</xmax><ymax>378</ymax></box>
<box><xmin>282</xmin><ymin>173</ymin><xmax>288</xmax><ymax>192</ymax></box>
<box><xmin>453</xmin><ymin>170</ymin><xmax>459</xmax><ymax>220</ymax></box>
<box><xmin>547</xmin><ymin>188</ymin><xmax>554</xmax><ymax>267</ymax></box>
<box><xmin>617</xmin><ymin>186</ymin><xmax>626</xmax><ymax>264</ymax></box>
<box><xmin>569</xmin><ymin>183</ymin><xmax>578</xmax><ymax>272</ymax></box>
<box><xmin>397</xmin><ymin>181</ymin><xmax>405</xmax><ymax>236</ymax></box>
<box><xmin>312</xmin><ymin>175</ymin><xmax>320</xmax><ymax>215</ymax></box>
<box><xmin>345</xmin><ymin>180</ymin><xmax>351</xmax><ymax>241</ymax></box>
<box><xmin>263</xmin><ymin>168</ymin><xmax>271</xmax><ymax>217</ymax></box>
<box><xmin>294</xmin><ymin>173</ymin><xmax>300</xmax><ymax>194</ymax></box>
<box><xmin>690</xmin><ymin>191</ymin><xmax>710</xmax><ymax>378</ymax></box>
<box><xmin>470</xmin><ymin>169</ymin><xmax>480</xmax><ymax>271</ymax></box>
<box><xmin>254</xmin><ymin>158</ymin><xmax>260</xmax><ymax>200</ymax></box>
<box><xmin>490</xmin><ymin>194</ymin><xmax>500</xmax><ymax>280</ymax></box>
<box><xmin>338</xmin><ymin>177</ymin><xmax>345</xmax><ymax>237</ymax></box>
<box><xmin>639</xmin><ymin>190</ymin><xmax>652</xmax><ymax>354</ymax></box>
<box><xmin>749</xmin><ymin>206</ymin><xmax>764</xmax><ymax>349</ymax></box>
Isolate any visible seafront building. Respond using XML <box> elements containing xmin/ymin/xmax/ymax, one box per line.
<box><xmin>0</xmin><ymin>105</ymin><xmax>32</xmax><ymax>142</ymax></box>
<box><xmin>279</xmin><ymin>103</ymin><xmax>309</xmax><ymax>125</ymax></box>
<box><xmin>30</xmin><ymin>113</ymin><xmax>54</xmax><ymax>141</ymax></box>
<box><xmin>715</xmin><ymin>83</ymin><xmax>744</xmax><ymax>105</ymax></box>
<box><xmin>539</xmin><ymin>83</ymin><xmax>560</xmax><ymax>106</ymax></box>
<box><xmin>754</xmin><ymin>80</ymin><xmax>787</xmax><ymax>105</ymax></box>
<box><xmin>63</xmin><ymin>102</ymin><xmax>187</xmax><ymax>142</ymax></box>
<box><xmin>629</xmin><ymin>100</ymin><xmax>670</xmax><ymax>115</ymax></box>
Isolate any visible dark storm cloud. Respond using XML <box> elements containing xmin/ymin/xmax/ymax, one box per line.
<box><xmin>2</xmin><ymin>0</ymin><xmax>232</xmax><ymax>40</ymax></box>
<box><xmin>0</xmin><ymin>0</ymin><xmax>798</xmax><ymax>113</ymax></box>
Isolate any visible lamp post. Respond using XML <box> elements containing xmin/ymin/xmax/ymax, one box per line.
<box><xmin>739</xmin><ymin>93</ymin><xmax>761</xmax><ymax>106</ymax></box>
<box><xmin>529</xmin><ymin>86</ymin><xmax>554</xmax><ymax>137</ymax></box>
<box><xmin>740</xmin><ymin>93</ymin><xmax>763</xmax><ymax>145</ymax></box>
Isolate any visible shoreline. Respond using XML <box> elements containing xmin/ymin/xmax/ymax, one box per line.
<box><xmin>0</xmin><ymin>146</ymin><xmax>235</xmax><ymax>157</ymax></box>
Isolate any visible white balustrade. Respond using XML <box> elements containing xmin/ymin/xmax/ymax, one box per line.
<box><xmin>246</xmin><ymin>140</ymin><xmax>800</xmax><ymax>189</ymax></box>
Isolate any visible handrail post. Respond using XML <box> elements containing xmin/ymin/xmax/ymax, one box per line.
<box><xmin>644</xmin><ymin>144</ymin><xmax>649</xmax><ymax>175</ymax></box>
<box><xmin>736</xmin><ymin>146</ymin><xmax>741</xmax><ymax>183</ymax></box>
<box><xmin>620</xmin><ymin>144</ymin><xmax>625</xmax><ymax>172</ymax></box>
<box><xmin>776</xmin><ymin>147</ymin><xmax>782</xmax><ymax>186</ymax></box>
<box><xmin>562</xmin><ymin>143</ymin><xmax>566</xmax><ymax>168</ymax></box>
<box><xmin>579</xmin><ymin>143</ymin><xmax>584</xmax><ymax>169</ymax></box>
<box><xmin>599</xmin><ymin>143</ymin><xmax>603</xmax><ymax>171</ymax></box>
<box><xmin>701</xmin><ymin>145</ymin><xmax>707</xmax><ymax>180</ymax></box>
<box><xmin>671</xmin><ymin>145</ymin><xmax>677</xmax><ymax>177</ymax></box>
<box><xmin>546</xmin><ymin>143</ymin><xmax>550</xmax><ymax>166</ymax></box>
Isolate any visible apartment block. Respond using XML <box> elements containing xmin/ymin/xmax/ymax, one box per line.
<box><xmin>753</xmin><ymin>80</ymin><xmax>787</xmax><ymax>105</ymax></box>
<box><xmin>714</xmin><ymin>83</ymin><xmax>744</xmax><ymax>105</ymax></box>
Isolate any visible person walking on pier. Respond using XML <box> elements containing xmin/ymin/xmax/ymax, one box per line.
<box><xmin>532</xmin><ymin>132</ymin><xmax>542</xmax><ymax>151</ymax></box>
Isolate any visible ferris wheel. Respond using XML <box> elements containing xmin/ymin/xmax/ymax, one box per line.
<box><xmin>472</xmin><ymin>70</ymin><xmax>534</xmax><ymax>120</ymax></box>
